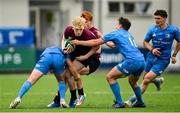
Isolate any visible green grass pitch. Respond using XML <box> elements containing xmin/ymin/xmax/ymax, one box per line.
<box><xmin>0</xmin><ymin>71</ymin><xmax>180</xmax><ymax>112</ymax></box>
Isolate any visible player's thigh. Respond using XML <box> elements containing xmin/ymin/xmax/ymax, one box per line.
<box><xmin>52</xmin><ymin>54</ymin><xmax>66</xmax><ymax>75</ymax></box>
<box><xmin>106</xmin><ymin>66</ymin><xmax>125</xmax><ymax>80</ymax></box>
<box><xmin>73</xmin><ymin>60</ymin><xmax>85</xmax><ymax>71</ymax></box>
<box><xmin>143</xmin><ymin>71</ymin><xmax>157</xmax><ymax>82</ymax></box>
<box><xmin>116</xmin><ymin>59</ymin><xmax>144</xmax><ymax>76</ymax></box>
<box><xmin>128</xmin><ymin>75</ymin><xmax>139</xmax><ymax>87</ymax></box>
<box><xmin>34</xmin><ymin>53</ymin><xmax>52</xmax><ymax>75</ymax></box>
<box><xmin>88</xmin><ymin>57</ymin><xmax>100</xmax><ymax>74</ymax></box>
<box><xmin>27</xmin><ymin>69</ymin><xmax>44</xmax><ymax>85</ymax></box>
<box><xmin>133</xmin><ymin>61</ymin><xmax>145</xmax><ymax>77</ymax></box>
<box><xmin>55</xmin><ymin>75</ymin><xmax>64</xmax><ymax>82</ymax></box>
<box><xmin>79</xmin><ymin>67</ymin><xmax>90</xmax><ymax>75</ymax></box>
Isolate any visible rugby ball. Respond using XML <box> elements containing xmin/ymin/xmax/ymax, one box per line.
<box><xmin>64</xmin><ymin>39</ymin><xmax>76</xmax><ymax>51</ymax></box>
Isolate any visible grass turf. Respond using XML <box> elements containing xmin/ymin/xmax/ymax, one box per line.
<box><xmin>0</xmin><ymin>71</ymin><xmax>180</xmax><ymax>112</ymax></box>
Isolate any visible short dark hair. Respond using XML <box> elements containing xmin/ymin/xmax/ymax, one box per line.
<box><xmin>154</xmin><ymin>9</ymin><xmax>168</xmax><ymax>18</ymax></box>
<box><xmin>118</xmin><ymin>17</ymin><xmax>131</xmax><ymax>30</ymax></box>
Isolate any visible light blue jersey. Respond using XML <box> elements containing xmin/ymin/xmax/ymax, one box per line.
<box><xmin>41</xmin><ymin>46</ymin><xmax>64</xmax><ymax>55</ymax></box>
<box><xmin>145</xmin><ymin>25</ymin><xmax>180</xmax><ymax>59</ymax></box>
<box><xmin>144</xmin><ymin>25</ymin><xmax>180</xmax><ymax>75</ymax></box>
<box><xmin>103</xmin><ymin>29</ymin><xmax>144</xmax><ymax>61</ymax></box>
<box><xmin>103</xmin><ymin>29</ymin><xmax>145</xmax><ymax>76</ymax></box>
<box><xmin>35</xmin><ymin>46</ymin><xmax>67</xmax><ymax>75</ymax></box>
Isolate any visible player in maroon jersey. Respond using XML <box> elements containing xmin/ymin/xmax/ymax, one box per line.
<box><xmin>48</xmin><ymin>16</ymin><xmax>100</xmax><ymax>108</ymax></box>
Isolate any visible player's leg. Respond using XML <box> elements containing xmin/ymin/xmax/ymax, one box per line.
<box><xmin>78</xmin><ymin>67</ymin><xmax>90</xmax><ymax>75</ymax></box>
<box><xmin>65</xmin><ymin>69</ymin><xmax>78</xmax><ymax>108</ymax></box>
<box><xmin>68</xmin><ymin>60</ymin><xmax>85</xmax><ymax>107</ymax></box>
<box><xmin>9</xmin><ymin>69</ymin><xmax>43</xmax><ymax>108</ymax></box>
<box><xmin>47</xmin><ymin>74</ymin><xmax>68</xmax><ymax>108</ymax></box>
<box><xmin>127</xmin><ymin>71</ymin><xmax>156</xmax><ymax>106</ymax></box>
<box><xmin>47</xmin><ymin>91</ymin><xmax>60</xmax><ymax>108</ymax></box>
<box><xmin>148</xmin><ymin>59</ymin><xmax>169</xmax><ymax>91</ymax></box>
<box><xmin>76</xmin><ymin>57</ymin><xmax>100</xmax><ymax>106</ymax></box>
<box><xmin>152</xmin><ymin>76</ymin><xmax>164</xmax><ymax>91</ymax></box>
<box><xmin>128</xmin><ymin>75</ymin><xmax>146</xmax><ymax>108</ymax></box>
<box><xmin>55</xmin><ymin>75</ymin><xmax>69</xmax><ymax>108</ymax></box>
<box><xmin>106</xmin><ymin>66</ymin><xmax>126</xmax><ymax>108</ymax></box>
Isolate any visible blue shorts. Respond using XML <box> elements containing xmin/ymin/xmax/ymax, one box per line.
<box><xmin>35</xmin><ymin>53</ymin><xmax>66</xmax><ymax>75</ymax></box>
<box><xmin>145</xmin><ymin>55</ymin><xmax>170</xmax><ymax>76</ymax></box>
<box><xmin>116</xmin><ymin>59</ymin><xmax>145</xmax><ymax>76</ymax></box>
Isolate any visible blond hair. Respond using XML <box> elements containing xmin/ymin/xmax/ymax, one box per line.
<box><xmin>72</xmin><ymin>16</ymin><xmax>86</xmax><ymax>29</ymax></box>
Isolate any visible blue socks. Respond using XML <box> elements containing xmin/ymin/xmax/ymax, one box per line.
<box><xmin>110</xmin><ymin>82</ymin><xmax>123</xmax><ymax>104</ymax></box>
<box><xmin>131</xmin><ymin>86</ymin><xmax>143</xmax><ymax>104</ymax></box>
<box><xmin>18</xmin><ymin>81</ymin><xmax>32</xmax><ymax>98</ymax></box>
<box><xmin>59</xmin><ymin>82</ymin><xmax>66</xmax><ymax>101</ymax></box>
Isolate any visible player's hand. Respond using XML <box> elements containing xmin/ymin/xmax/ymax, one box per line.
<box><xmin>76</xmin><ymin>55</ymin><xmax>88</xmax><ymax>61</ymax></box>
<box><xmin>171</xmin><ymin>56</ymin><xmax>177</xmax><ymax>64</ymax></box>
<box><xmin>72</xmin><ymin>39</ymin><xmax>80</xmax><ymax>45</ymax></box>
<box><xmin>63</xmin><ymin>46</ymin><xmax>74</xmax><ymax>54</ymax></box>
<box><xmin>152</xmin><ymin>48</ymin><xmax>161</xmax><ymax>56</ymax></box>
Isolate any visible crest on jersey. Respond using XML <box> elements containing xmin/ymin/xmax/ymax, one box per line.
<box><xmin>152</xmin><ymin>33</ymin><xmax>156</xmax><ymax>37</ymax></box>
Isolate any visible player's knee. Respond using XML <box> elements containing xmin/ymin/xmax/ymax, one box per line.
<box><xmin>129</xmin><ymin>81</ymin><xmax>138</xmax><ymax>87</ymax></box>
<box><xmin>143</xmin><ymin>78</ymin><xmax>151</xmax><ymax>85</ymax></box>
<box><xmin>106</xmin><ymin>74</ymin><xmax>112</xmax><ymax>82</ymax></box>
<box><xmin>74</xmin><ymin>77</ymin><xmax>80</xmax><ymax>81</ymax></box>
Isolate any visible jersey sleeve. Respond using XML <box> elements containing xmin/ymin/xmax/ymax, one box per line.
<box><xmin>103</xmin><ymin>31</ymin><xmax>116</xmax><ymax>43</ymax></box>
<box><xmin>144</xmin><ymin>27</ymin><xmax>153</xmax><ymax>42</ymax></box>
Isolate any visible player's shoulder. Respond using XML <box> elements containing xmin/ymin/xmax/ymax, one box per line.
<box><xmin>83</xmin><ymin>28</ymin><xmax>95</xmax><ymax>36</ymax></box>
<box><xmin>167</xmin><ymin>25</ymin><xmax>180</xmax><ymax>32</ymax></box>
<box><xmin>64</xmin><ymin>25</ymin><xmax>73</xmax><ymax>32</ymax></box>
<box><xmin>90</xmin><ymin>26</ymin><xmax>98</xmax><ymax>31</ymax></box>
<box><xmin>149</xmin><ymin>25</ymin><xmax>157</xmax><ymax>30</ymax></box>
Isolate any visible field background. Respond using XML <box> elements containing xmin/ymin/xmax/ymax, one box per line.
<box><xmin>0</xmin><ymin>70</ymin><xmax>180</xmax><ymax>112</ymax></box>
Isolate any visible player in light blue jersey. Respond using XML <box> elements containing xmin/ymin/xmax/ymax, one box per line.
<box><xmin>72</xmin><ymin>17</ymin><xmax>146</xmax><ymax>108</ymax></box>
<box><xmin>9</xmin><ymin>46</ymin><xmax>79</xmax><ymax>109</ymax></box>
<box><xmin>125</xmin><ymin>9</ymin><xmax>180</xmax><ymax>107</ymax></box>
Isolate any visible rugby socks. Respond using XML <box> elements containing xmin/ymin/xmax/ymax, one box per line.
<box><xmin>78</xmin><ymin>88</ymin><xmax>84</xmax><ymax>95</ymax></box>
<box><xmin>110</xmin><ymin>82</ymin><xmax>123</xmax><ymax>104</ymax></box>
<box><xmin>53</xmin><ymin>91</ymin><xmax>60</xmax><ymax>103</ymax></box>
<box><xmin>133</xmin><ymin>86</ymin><xmax>143</xmax><ymax>103</ymax></box>
<box><xmin>59</xmin><ymin>82</ymin><xmax>66</xmax><ymax>101</ymax></box>
<box><xmin>17</xmin><ymin>81</ymin><xmax>32</xmax><ymax>98</ymax></box>
<box><xmin>70</xmin><ymin>89</ymin><xmax>77</xmax><ymax>100</ymax></box>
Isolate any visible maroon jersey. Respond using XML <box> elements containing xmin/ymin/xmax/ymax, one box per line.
<box><xmin>89</xmin><ymin>27</ymin><xmax>99</xmax><ymax>39</ymax></box>
<box><xmin>64</xmin><ymin>26</ymin><xmax>97</xmax><ymax>59</ymax></box>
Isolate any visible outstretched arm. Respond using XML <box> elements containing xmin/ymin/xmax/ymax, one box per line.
<box><xmin>72</xmin><ymin>38</ymin><xmax>104</xmax><ymax>47</ymax></box>
<box><xmin>106</xmin><ymin>41</ymin><xmax>116</xmax><ymax>48</ymax></box>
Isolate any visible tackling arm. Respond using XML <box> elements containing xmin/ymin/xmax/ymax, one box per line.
<box><xmin>106</xmin><ymin>41</ymin><xmax>116</xmax><ymax>48</ymax></box>
<box><xmin>72</xmin><ymin>38</ymin><xmax>104</xmax><ymax>47</ymax></box>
